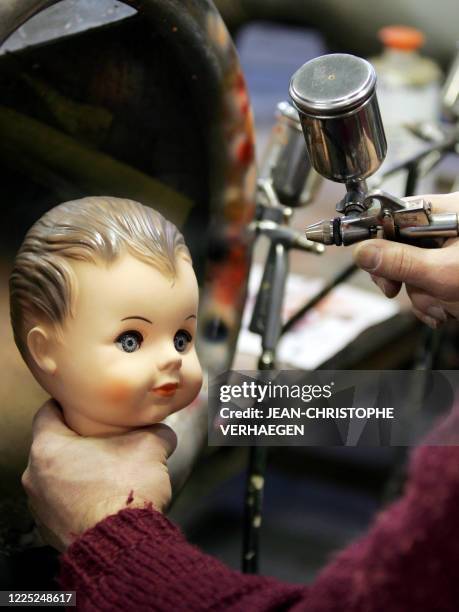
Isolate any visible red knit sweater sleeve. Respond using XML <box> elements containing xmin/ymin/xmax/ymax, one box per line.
<box><xmin>59</xmin><ymin>507</ymin><xmax>305</xmax><ymax>611</ymax></box>
<box><xmin>59</xmin><ymin>445</ymin><xmax>459</xmax><ymax>611</ymax></box>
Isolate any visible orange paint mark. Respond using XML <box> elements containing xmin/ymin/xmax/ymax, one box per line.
<box><xmin>209</xmin><ymin>242</ymin><xmax>250</xmax><ymax>305</ymax></box>
<box><xmin>237</xmin><ymin>138</ymin><xmax>254</xmax><ymax>165</ymax></box>
<box><xmin>240</xmin><ymin>99</ymin><xmax>249</xmax><ymax>116</ymax></box>
<box><xmin>235</xmin><ymin>72</ymin><xmax>245</xmax><ymax>93</ymax></box>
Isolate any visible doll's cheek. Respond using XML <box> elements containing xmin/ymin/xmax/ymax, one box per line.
<box><xmin>100</xmin><ymin>379</ymin><xmax>135</xmax><ymax>404</ymax></box>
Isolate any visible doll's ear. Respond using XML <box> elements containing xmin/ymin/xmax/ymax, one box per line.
<box><xmin>27</xmin><ymin>326</ymin><xmax>57</xmax><ymax>375</ymax></box>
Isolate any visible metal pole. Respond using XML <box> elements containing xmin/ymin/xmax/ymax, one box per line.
<box><xmin>243</xmin><ymin>240</ymin><xmax>289</xmax><ymax>573</ymax></box>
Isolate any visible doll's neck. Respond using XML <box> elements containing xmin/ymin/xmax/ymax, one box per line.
<box><xmin>63</xmin><ymin>406</ymin><xmax>134</xmax><ymax>437</ymax></box>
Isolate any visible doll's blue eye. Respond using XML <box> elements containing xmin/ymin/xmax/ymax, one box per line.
<box><xmin>116</xmin><ymin>331</ymin><xmax>143</xmax><ymax>353</ymax></box>
<box><xmin>174</xmin><ymin>329</ymin><xmax>192</xmax><ymax>353</ymax></box>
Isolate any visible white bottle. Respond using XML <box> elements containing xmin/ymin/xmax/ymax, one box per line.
<box><xmin>370</xmin><ymin>26</ymin><xmax>442</xmax><ymax>196</ymax></box>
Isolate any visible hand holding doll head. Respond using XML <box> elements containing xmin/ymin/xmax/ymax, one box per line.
<box><xmin>9</xmin><ymin>197</ymin><xmax>203</xmax><ymax>436</ymax></box>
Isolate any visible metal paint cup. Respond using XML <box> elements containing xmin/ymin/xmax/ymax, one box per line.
<box><xmin>289</xmin><ymin>53</ymin><xmax>387</xmax><ymax>184</ymax></box>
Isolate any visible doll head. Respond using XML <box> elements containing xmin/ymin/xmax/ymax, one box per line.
<box><xmin>9</xmin><ymin>196</ymin><xmax>202</xmax><ymax>436</ymax></box>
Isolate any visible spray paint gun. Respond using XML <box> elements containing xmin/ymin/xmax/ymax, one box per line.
<box><xmin>289</xmin><ymin>53</ymin><xmax>459</xmax><ymax>246</ymax></box>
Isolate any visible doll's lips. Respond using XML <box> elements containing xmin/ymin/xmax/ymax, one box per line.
<box><xmin>151</xmin><ymin>383</ymin><xmax>178</xmax><ymax>397</ymax></box>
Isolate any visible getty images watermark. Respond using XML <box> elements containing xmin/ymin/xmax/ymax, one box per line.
<box><xmin>208</xmin><ymin>371</ymin><xmax>459</xmax><ymax>446</ymax></box>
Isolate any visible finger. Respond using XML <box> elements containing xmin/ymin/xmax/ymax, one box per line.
<box><xmin>403</xmin><ymin>191</ymin><xmax>459</xmax><ymax>214</ymax></box>
<box><xmin>32</xmin><ymin>399</ymin><xmax>77</xmax><ymax>439</ymax></box>
<box><xmin>353</xmin><ymin>239</ymin><xmax>443</xmax><ymax>293</ymax></box>
<box><xmin>21</xmin><ymin>466</ymin><xmax>31</xmax><ymax>493</ymax></box>
<box><xmin>370</xmin><ymin>274</ymin><xmax>402</xmax><ymax>298</ymax></box>
<box><xmin>406</xmin><ymin>286</ymin><xmax>448</xmax><ymax>324</ymax></box>
<box><xmin>412</xmin><ymin>306</ymin><xmax>442</xmax><ymax>329</ymax></box>
<box><xmin>144</xmin><ymin>423</ymin><xmax>177</xmax><ymax>459</ymax></box>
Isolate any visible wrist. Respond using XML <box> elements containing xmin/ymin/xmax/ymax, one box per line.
<box><xmin>78</xmin><ymin>496</ymin><xmax>136</xmax><ymax>537</ymax></box>
<box><xmin>80</xmin><ymin>493</ymin><xmax>166</xmax><ymax>536</ymax></box>
<box><xmin>60</xmin><ymin>508</ymin><xmax>183</xmax><ymax>588</ymax></box>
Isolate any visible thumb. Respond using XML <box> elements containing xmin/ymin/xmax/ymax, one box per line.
<box><xmin>131</xmin><ymin>423</ymin><xmax>177</xmax><ymax>461</ymax></box>
<box><xmin>150</xmin><ymin>423</ymin><xmax>177</xmax><ymax>460</ymax></box>
<box><xmin>353</xmin><ymin>239</ymin><xmax>437</xmax><ymax>290</ymax></box>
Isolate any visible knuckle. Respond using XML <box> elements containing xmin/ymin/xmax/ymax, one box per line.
<box><xmin>29</xmin><ymin>438</ymin><xmax>53</xmax><ymax>469</ymax></box>
<box><xmin>21</xmin><ymin>468</ymin><xmax>30</xmax><ymax>489</ymax></box>
<box><xmin>390</xmin><ymin>246</ymin><xmax>413</xmax><ymax>279</ymax></box>
<box><xmin>28</xmin><ymin>442</ymin><xmax>42</xmax><ymax>466</ymax></box>
<box><xmin>21</xmin><ymin>468</ymin><xmax>31</xmax><ymax>492</ymax></box>
<box><xmin>31</xmin><ymin>406</ymin><xmax>45</xmax><ymax>435</ymax></box>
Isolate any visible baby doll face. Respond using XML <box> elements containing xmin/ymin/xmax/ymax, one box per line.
<box><xmin>42</xmin><ymin>253</ymin><xmax>202</xmax><ymax>436</ymax></box>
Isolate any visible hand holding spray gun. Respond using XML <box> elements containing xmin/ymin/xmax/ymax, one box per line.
<box><xmin>288</xmin><ymin>53</ymin><xmax>459</xmax><ymax>328</ymax></box>
<box><xmin>289</xmin><ymin>54</ymin><xmax>459</xmax><ymax>247</ymax></box>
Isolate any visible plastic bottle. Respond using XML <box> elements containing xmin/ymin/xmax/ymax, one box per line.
<box><xmin>370</xmin><ymin>26</ymin><xmax>442</xmax><ymax>195</ymax></box>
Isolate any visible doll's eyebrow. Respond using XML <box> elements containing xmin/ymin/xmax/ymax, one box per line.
<box><xmin>185</xmin><ymin>315</ymin><xmax>197</xmax><ymax>320</ymax></box>
<box><xmin>121</xmin><ymin>316</ymin><xmax>153</xmax><ymax>324</ymax></box>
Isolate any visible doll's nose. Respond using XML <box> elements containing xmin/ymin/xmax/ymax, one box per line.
<box><xmin>157</xmin><ymin>348</ymin><xmax>183</xmax><ymax>372</ymax></box>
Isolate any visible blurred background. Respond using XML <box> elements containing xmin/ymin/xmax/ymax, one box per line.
<box><xmin>1</xmin><ymin>0</ymin><xmax>459</xmax><ymax>590</ymax></box>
